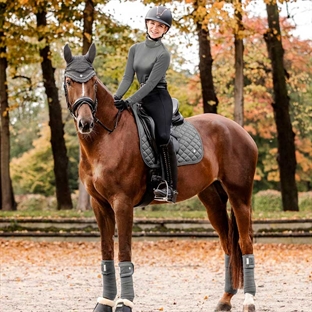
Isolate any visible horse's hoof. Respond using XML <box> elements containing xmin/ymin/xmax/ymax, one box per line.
<box><xmin>215</xmin><ymin>301</ymin><xmax>232</xmax><ymax>311</ymax></box>
<box><xmin>243</xmin><ymin>304</ymin><xmax>255</xmax><ymax>312</ymax></box>
<box><xmin>93</xmin><ymin>297</ymin><xmax>114</xmax><ymax>312</ymax></box>
<box><xmin>93</xmin><ymin>302</ymin><xmax>113</xmax><ymax>312</ymax></box>
<box><xmin>243</xmin><ymin>293</ymin><xmax>255</xmax><ymax>312</ymax></box>
<box><xmin>115</xmin><ymin>299</ymin><xmax>134</xmax><ymax>312</ymax></box>
<box><xmin>115</xmin><ymin>306</ymin><xmax>131</xmax><ymax>312</ymax></box>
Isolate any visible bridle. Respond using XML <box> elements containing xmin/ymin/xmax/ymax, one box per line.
<box><xmin>64</xmin><ymin>78</ymin><xmax>98</xmax><ymax>120</ymax></box>
<box><xmin>64</xmin><ymin>77</ymin><xmax>121</xmax><ymax>134</ymax></box>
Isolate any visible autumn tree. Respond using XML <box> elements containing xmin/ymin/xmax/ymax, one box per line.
<box><xmin>36</xmin><ymin>2</ymin><xmax>73</xmax><ymax>210</ymax></box>
<box><xmin>264</xmin><ymin>2</ymin><xmax>299</xmax><ymax>211</ymax></box>
<box><xmin>204</xmin><ymin>13</ymin><xmax>312</xmax><ymax>192</ymax></box>
<box><xmin>192</xmin><ymin>0</ymin><xmax>218</xmax><ymax>113</ymax></box>
<box><xmin>0</xmin><ymin>2</ymin><xmax>16</xmax><ymax>211</ymax></box>
<box><xmin>233</xmin><ymin>0</ymin><xmax>244</xmax><ymax>126</ymax></box>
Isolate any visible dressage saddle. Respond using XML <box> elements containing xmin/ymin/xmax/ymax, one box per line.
<box><xmin>134</xmin><ymin>98</ymin><xmax>184</xmax><ymax>165</ymax></box>
<box><xmin>131</xmin><ymin>98</ymin><xmax>203</xmax><ymax>207</ymax></box>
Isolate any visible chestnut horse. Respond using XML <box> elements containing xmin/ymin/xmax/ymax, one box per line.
<box><xmin>64</xmin><ymin>43</ymin><xmax>258</xmax><ymax>312</ymax></box>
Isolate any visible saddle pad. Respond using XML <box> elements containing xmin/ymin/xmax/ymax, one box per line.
<box><xmin>173</xmin><ymin>121</ymin><xmax>203</xmax><ymax>166</ymax></box>
<box><xmin>134</xmin><ymin>109</ymin><xmax>203</xmax><ymax>169</ymax></box>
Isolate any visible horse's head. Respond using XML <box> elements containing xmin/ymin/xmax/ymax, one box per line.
<box><xmin>63</xmin><ymin>43</ymin><xmax>98</xmax><ymax>134</ymax></box>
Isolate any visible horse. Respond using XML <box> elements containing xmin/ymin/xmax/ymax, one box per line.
<box><xmin>63</xmin><ymin>43</ymin><xmax>258</xmax><ymax>312</ymax></box>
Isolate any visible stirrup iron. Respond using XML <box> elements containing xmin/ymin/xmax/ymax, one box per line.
<box><xmin>154</xmin><ymin>181</ymin><xmax>170</xmax><ymax>202</ymax></box>
<box><xmin>154</xmin><ymin>181</ymin><xmax>177</xmax><ymax>203</ymax></box>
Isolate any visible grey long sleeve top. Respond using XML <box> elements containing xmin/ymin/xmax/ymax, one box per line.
<box><xmin>115</xmin><ymin>38</ymin><xmax>170</xmax><ymax>105</ymax></box>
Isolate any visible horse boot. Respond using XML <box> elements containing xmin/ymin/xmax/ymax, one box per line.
<box><xmin>115</xmin><ymin>299</ymin><xmax>134</xmax><ymax>312</ymax></box>
<box><xmin>154</xmin><ymin>139</ymin><xmax>178</xmax><ymax>203</ymax></box>
<box><xmin>93</xmin><ymin>298</ymin><xmax>115</xmax><ymax>312</ymax></box>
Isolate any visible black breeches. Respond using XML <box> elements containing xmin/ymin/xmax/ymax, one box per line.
<box><xmin>142</xmin><ymin>88</ymin><xmax>173</xmax><ymax>145</ymax></box>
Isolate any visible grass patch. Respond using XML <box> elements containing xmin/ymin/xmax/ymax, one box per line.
<box><xmin>299</xmin><ymin>192</ymin><xmax>312</xmax><ymax>211</ymax></box>
<box><xmin>133</xmin><ymin>207</ymin><xmax>312</xmax><ymax>220</ymax></box>
<box><xmin>0</xmin><ymin>191</ymin><xmax>311</xmax><ymax>220</ymax></box>
<box><xmin>253</xmin><ymin>190</ymin><xmax>282</xmax><ymax>212</ymax></box>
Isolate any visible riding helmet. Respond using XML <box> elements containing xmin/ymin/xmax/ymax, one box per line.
<box><xmin>145</xmin><ymin>6</ymin><xmax>172</xmax><ymax>30</ymax></box>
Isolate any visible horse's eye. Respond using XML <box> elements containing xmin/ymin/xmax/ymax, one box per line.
<box><xmin>66</xmin><ymin>79</ymin><xmax>71</xmax><ymax>86</ymax></box>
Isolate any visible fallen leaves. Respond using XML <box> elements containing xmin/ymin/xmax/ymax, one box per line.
<box><xmin>1</xmin><ymin>239</ymin><xmax>311</xmax><ymax>273</ymax></box>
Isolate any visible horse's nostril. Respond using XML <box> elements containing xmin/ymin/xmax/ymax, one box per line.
<box><xmin>78</xmin><ymin>120</ymin><xmax>84</xmax><ymax>130</ymax></box>
<box><xmin>78</xmin><ymin>119</ymin><xmax>93</xmax><ymax>133</ymax></box>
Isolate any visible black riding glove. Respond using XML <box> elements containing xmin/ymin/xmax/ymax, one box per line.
<box><xmin>114</xmin><ymin>99</ymin><xmax>130</xmax><ymax>110</ymax></box>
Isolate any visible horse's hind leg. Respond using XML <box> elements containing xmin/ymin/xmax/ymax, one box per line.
<box><xmin>226</xmin><ymin>182</ymin><xmax>256</xmax><ymax>312</ymax></box>
<box><xmin>198</xmin><ymin>181</ymin><xmax>237</xmax><ymax>311</ymax></box>
<box><xmin>92</xmin><ymin>199</ymin><xmax>117</xmax><ymax>312</ymax></box>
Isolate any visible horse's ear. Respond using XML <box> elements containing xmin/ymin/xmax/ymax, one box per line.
<box><xmin>64</xmin><ymin>44</ymin><xmax>73</xmax><ymax>64</ymax></box>
<box><xmin>85</xmin><ymin>43</ymin><xmax>96</xmax><ymax>64</ymax></box>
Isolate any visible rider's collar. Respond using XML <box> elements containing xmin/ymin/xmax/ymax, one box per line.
<box><xmin>145</xmin><ymin>38</ymin><xmax>162</xmax><ymax>48</ymax></box>
<box><xmin>146</xmin><ymin>33</ymin><xmax>162</xmax><ymax>41</ymax></box>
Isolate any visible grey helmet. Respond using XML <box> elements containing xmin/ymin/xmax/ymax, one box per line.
<box><xmin>145</xmin><ymin>6</ymin><xmax>172</xmax><ymax>31</ymax></box>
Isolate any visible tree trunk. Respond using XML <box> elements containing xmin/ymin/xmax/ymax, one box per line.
<box><xmin>36</xmin><ymin>8</ymin><xmax>73</xmax><ymax>210</ymax></box>
<box><xmin>264</xmin><ymin>2</ymin><xmax>299</xmax><ymax>211</ymax></box>
<box><xmin>0</xmin><ymin>3</ymin><xmax>16</xmax><ymax>211</ymax></box>
<box><xmin>197</xmin><ymin>24</ymin><xmax>218</xmax><ymax>114</ymax></box>
<box><xmin>76</xmin><ymin>0</ymin><xmax>95</xmax><ymax>211</ymax></box>
<box><xmin>82</xmin><ymin>0</ymin><xmax>94</xmax><ymax>54</ymax></box>
<box><xmin>193</xmin><ymin>0</ymin><xmax>218</xmax><ymax>114</ymax></box>
<box><xmin>233</xmin><ymin>0</ymin><xmax>244</xmax><ymax>126</ymax></box>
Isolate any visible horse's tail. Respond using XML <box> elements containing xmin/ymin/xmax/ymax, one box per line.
<box><xmin>229</xmin><ymin>209</ymin><xmax>244</xmax><ymax>289</ymax></box>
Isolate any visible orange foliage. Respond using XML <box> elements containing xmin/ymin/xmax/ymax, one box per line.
<box><xmin>185</xmin><ymin>12</ymin><xmax>312</xmax><ymax>185</ymax></box>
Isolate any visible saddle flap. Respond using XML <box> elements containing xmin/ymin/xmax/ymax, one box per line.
<box><xmin>172</xmin><ymin>98</ymin><xmax>184</xmax><ymax>125</ymax></box>
<box><xmin>172</xmin><ymin>98</ymin><xmax>179</xmax><ymax>114</ymax></box>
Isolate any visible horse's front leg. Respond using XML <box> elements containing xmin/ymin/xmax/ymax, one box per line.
<box><xmin>113</xmin><ymin>197</ymin><xmax>135</xmax><ymax>312</ymax></box>
<box><xmin>92</xmin><ymin>199</ymin><xmax>117</xmax><ymax>312</ymax></box>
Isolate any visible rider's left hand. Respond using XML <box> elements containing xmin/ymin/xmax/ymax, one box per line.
<box><xmin>114</xmin><ymin>99</ymin><xmax>129</xmax><ymax>110</ymax></box>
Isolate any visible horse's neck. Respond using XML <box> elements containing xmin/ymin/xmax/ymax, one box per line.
<box><xmin>95</xmin><ymin>83</ymin><xmax>119</xmax><ymax>131</ymax></box>
<box><xmin>97</xmin><ymin>81</ymin><xmax>115</xmax><ymax>115</ymax></box>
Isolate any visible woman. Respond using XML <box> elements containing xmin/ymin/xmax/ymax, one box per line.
<box><xmin>114</xmin><ymin>6</ymin><xmax>178</xmax><ymax>203</ymax></box>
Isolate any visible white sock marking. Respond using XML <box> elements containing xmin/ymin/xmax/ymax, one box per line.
<box><xmin>243</xmin><ymin>293</ymin><xmax>254</xmax><ymax>306</ymax></box>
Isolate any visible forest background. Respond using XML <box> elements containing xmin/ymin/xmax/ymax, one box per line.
<box><xmin>0</xmin><ymin>0</ymin><xmax>311</xmax><ymax>212</ymax></box>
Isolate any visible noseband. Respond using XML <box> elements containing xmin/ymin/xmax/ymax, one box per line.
<box><xmin>64</xmin><ymin>79</ymin><xmax>98</xmax><ymax>120</ymax></box>
<box><xmin>64</xmin><ymin>78</ymin><xmax>121</xmax><ymax>133</ymax></box>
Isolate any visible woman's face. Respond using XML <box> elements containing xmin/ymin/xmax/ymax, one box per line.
<box><xmin>146</xmin><ymin>20</ymin><xmax>168</xmax><ymax>39</ymax></box>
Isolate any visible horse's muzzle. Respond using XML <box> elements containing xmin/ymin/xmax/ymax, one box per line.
<box><xmin>71</xmin><ymin>97</ymin><xmax>97</xmax><ymax>134</ymax></box>
<box><xmin>78</xmin><ymin>117</ymin><xmax>94</xmax><ymax>134</ymax></box>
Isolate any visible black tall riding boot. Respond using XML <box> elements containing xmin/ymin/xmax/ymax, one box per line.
<box><xmin>154</xmin><ymin>140</ymin><xmax>178</xmax><ymax>203</ymax></box>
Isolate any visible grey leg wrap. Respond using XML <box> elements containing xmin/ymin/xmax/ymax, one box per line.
<box><xmin>119</xmin><ymin>262</ymin><xmax>135</xmax><ymax>302</ymax></box>
<box><xmin>242</xmin><ymin>254</ymin><xmax>256</xmax><ymax>296</ymax></box>
<box><xmin>101</xmin><ymin>260</ymin><xmax>117</xmax><ymax>300</ymax></box>
<box><xmin>224</xmin><ymin>254</ymin><xmax>238</xmax><ymax>294</ymax></box>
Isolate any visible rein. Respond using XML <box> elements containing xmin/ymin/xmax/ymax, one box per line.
<box><xmin>94</xmin><ymin>111</ymin><xmax>122</xmax><ymax>134</ymax></box>
<box><xmin>64</xmin><ymin>78</ymin><xmax>121</xmax><ymax>134</ymax></box>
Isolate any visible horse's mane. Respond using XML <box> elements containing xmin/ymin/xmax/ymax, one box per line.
<box><xmin>96</xmin><ymin>77</ymin><xmax>113</xmax><ymax>99</ymax></box>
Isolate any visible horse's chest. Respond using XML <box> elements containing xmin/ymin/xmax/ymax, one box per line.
<box><xmin>80</xmin><ymin>162</ymin><xmax>114</xmax><ymax>192</ymax></box>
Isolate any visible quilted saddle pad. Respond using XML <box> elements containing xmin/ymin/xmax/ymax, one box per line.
<box><xmin>132</xmin><ymin>104</ymin><xmax>204</xmax><ymax>169</ymax></box>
